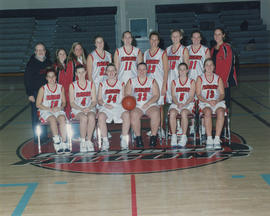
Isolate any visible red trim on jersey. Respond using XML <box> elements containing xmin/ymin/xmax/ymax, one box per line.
<box><xmin>71</xmin><ymin>83</ymin><xmax>75</xmax><ymax>89</ymax></box>
<box><xmin>90</xmin><ymin>54</ymin><xmax>94</xmax><ymax>61</ymax></box>
<box><xmin>171</xmin><ymin>44</ymin><xmax>181</xmax><ymax>55</ymax></box>
<box><xmin>149</xmin><ymin>48</ymin><xmax>160</xmax><ymax>58</ymax></box>
<box><xmin>162</xmin><ymin>50</ymin><xmax>166</xmax><ymax>58</ymax></box>
<box><xmin>152</xmin><ymin>79</ymin><xmax>155</xmax><ymax>84</ymax></box>
<box><xmin>47</xmin><ymin>84</ymin><xmax>57</xmax><ymax>93</ymax></box>
<box><xmin>106</xmin><ymin>79</ymin><xmax>118</xmax><ymax>88</ymax></box>
<box><xmin>124</xmin><ymin>46</ymin><xmax>133</xmax><ymax>55</ymax></box>
<box><xmin>190</xmin><ymin>79</ymin><xmax>195</xmax><ymax>85</ymax></box>
<box><xmin>77</xmin><ymin>80</ymin><xmax>88</xmax><ymax>91</ymax></box>
<box><xmin>198</xmin><ymin>76</ymin><xmax>202</xmax><ymax>82</ymax></box>
<box><xmin>191</xmin><ymin>45</ymin><xmax>201</xmax><ymax>54</ymax></box>
<box><xmin>99</xmin><ymin>82</ymin><xmax>103</xmax><ymax>87</ymax></box>
<box><xmin>116</xmin><ymin>48</ymin><xmax>119</xmax><ymax>56</ymax></box>
<box><xmin>138</xmin><ymin>76</ymin><xmax>148</xmax><ymax>86</ymax></box>
<box><xmin>183</xmin><ymin>47</ymin><xmax>187</xmax><ymax>57</ymax></box>
<box><xmin>179</xmin><ymin>77</ymin><xmax>188</xmax><ymax>86</ymax></box>
<box><xmin>205</xmin><ymin>73</ymin><xmax>214</xmax><ymax>83</ymax></box>
<box><xmin>173</xmin><ymin>80</ymin><xmax>176</xmax><ymax>86</ymax></box>
<box><xmin>95</xmin><ymin>49</ymin><xmax>105</xmax><ymax>60</ymax></box>
<box><xmin>129</xmin><ymin>79</ymin><xmax>132</xmax><ymax>85</ymax></box>
<box><xmin>205</xmin><ymin>48</ymin><xmax>209</xmax><ymax>55</ymax></box>
<box><xmin>90</xmin><ymin>81</ymin><xmax>93</xmax><ymax>89</ymax></box>
<box><xmin>121</xmin><ymin>82</ymin><xmax>125</xmax><ymax>87</ymax></box>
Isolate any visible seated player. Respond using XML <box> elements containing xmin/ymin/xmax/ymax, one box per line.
<box><xmin>36</xmin><ymin>67</ymin><xmax>68</xmax><ymax>154</ymax></box>
<box><xmin>169</xmin><ymin>63</ymin><xmax>195</xmax><ymax>147</ymax></box>
<box><xmin>125</xmin><ymin>62</ymin><xmax>160</xmax><ymax>148</ymax></box>
<box><xmin>69</xmin><ymin>65</ymin><xmax>97</xmax><ymax>152</ymax></box>
<box><xmin>196</xmin><ymin>58</ymin><xmax>225</xmax><ymax>150</ymax></box>
<box><xmin>97</xmin><ymin>63</ymin><xmax>130</xmax><ymax>151</ymax></box>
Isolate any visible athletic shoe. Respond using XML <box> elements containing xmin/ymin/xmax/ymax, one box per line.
<box><xmin>170</xmin><ymin>134</ymin><xmax>177</xmax><ymax>147</ymax></box>
<box><xmin>62</xmin><ymin>142</ymin><xmax>71</xmax><ymax>153</ymax></box>
<box><xmin>213</xmin><ymin>136</ymin><xmax>222</xmax><ymax>150</ymax></box>
<box><xmin>149</xmin><ymin>135</ymin><xmax>158</xmax><ymax>147</ymax></box>
<box><xmin>80</xmin><ymin>139</ymin><xmax>87</xmax><ymax>153</ymax></box>
<box><xmin>206</xmin><ymin>136</ymin><xmax>214</xmax><ymax>150</ymax></box>
<box><xmin>85</xmin><ymin>140</ymin><xmax>94</xmax><ymax>152</ymax></box>
<box><xmin>176</xmin><ymin>127</ymin><xmax>183</xmax><ymax>136</ymax></box>
<box><xmin>135</xmin><ymin>136</ymin><xmax>144</xmax><ymax>148</ymax></box>
<box><xmin>178</xmin><ymin>135</ymin><xmax>187</xmax><ymax>147</ymax></box>
<box><xmin>189</xmin><ymin>125</ymin><xmax>195</xmax><ymax>135</ymax></box>
<box><xmin>147</xmin><ymin>129</ymin><xmax>165</xmax><ymax>138</ymax></box>
<box><xmin>53</xmin><ymin>135</ymin><xmax>64</xmax><ymax>154</ymax></box>
<box><xmin>108</xmin><ymin>132</ymin><xmax>112</xmax><ymax>139</ymax></box>
<box><xmin>101</xmin><ymin>137</ymin><xmax>110</xmax><ymax>151</ymax></box>
<box><xmin>120</xmin><ymin>135</ymin><xmax>129</xmax><ymax>150</ymax></box>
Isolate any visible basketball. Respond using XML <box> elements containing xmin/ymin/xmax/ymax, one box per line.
<box><xmin>122</xmin><ymin>96</ymin><xmax>136</xmax><ymax>111</ymax></box>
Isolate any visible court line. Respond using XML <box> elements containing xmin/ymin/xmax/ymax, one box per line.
<box><xmin>0</xmin><ymin>182</ymin><xmax>38</xmax><ymax>216</ymax></box>
<box><xmin>131</xmin><ymin>175</ymin><xmax>138</xmax><ymax>216</ymax></box>
<box><xmin>248</xmin><ymin>96</ymin><xmax>270</xmax><ymax>110</ymax></box>
<box><xmin>0</xmin><ymin>103</ymin><xmax>30</xmax><ymax>131</ymax></box>
<box><xmin>232</xmin><ymin>98</ymin><xmax>270</xmax><ymax>127</ymax></box>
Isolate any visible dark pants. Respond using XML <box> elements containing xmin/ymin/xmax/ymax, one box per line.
<box><xmin>31</xmin><ymin>91</ymin><xmax>47</xmax><ymax>142</ymax></box>
<box><xmin>224</xmin><ymin>87</ymin><xmax>231</xmax><ymax>109</ymax></box>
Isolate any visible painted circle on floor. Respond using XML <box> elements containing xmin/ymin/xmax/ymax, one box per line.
<box><xmin>15</xmin><ymin>131</ymin><xmax>251</xmax><ymax>174</ymax></box>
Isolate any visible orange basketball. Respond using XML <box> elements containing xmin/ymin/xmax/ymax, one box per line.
<box><xmin>122</xmin><ymin>96</ymin><xmax>136</xmax><ymax>111</ymax></box>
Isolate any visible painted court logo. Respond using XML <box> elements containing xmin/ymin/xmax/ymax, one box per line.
<box><xmin>14</xmin><ymin>132</ymin><xmax>251</xmax><ymax>174</ymax></box>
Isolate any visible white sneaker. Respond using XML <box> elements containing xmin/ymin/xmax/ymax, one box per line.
<box><xmin>158</xmin><ymin>128</ymin><xmax>165</xmax><ymax>138</ymax></box>
<box><xmin>206</xmin><ymin>136</ymin><xmax>214</xmax><ymax>150</ymax></box>
<box><xmin>62</xmin><ymin>142</ymin><xmax>71</xmax><ymax>154</ymax></box>
<box><xmin>176</xmin><ymin>120</ymin><xmax>183</xmax><ymax>136</ymax></box>
<box><xmin>213</xmin><ymin>136</ymin><xmax>222</xmax><ymax>150</ymax></box>
<box><xmin>80</xmin><ymin>139</ymin><xmax>87</xmax><ymax>153</ymax></box>
<box><xmin>101</xmin><ymin>137</ymin><xmax>110</xmax><ymax>151</ymax></box>
<box><xmin>108</xmin><ymin>132</ymin><xmax>112</xmax><ymax>139</ymax></box>
<box><xmin>85</xmin><ymin>140</ymin><xmax>94</xmax><ymax>152</ymax></box>
<box><xmin>178</xmin><ymin>135</ymin><xmax>187</xmax><ymax>147</ymax></box>
<box><xmin>120</xmin><ymin>135</ymin><xmax>129</xmax><ymax>150</ymax></box>
<box><xmin>170</xmin><ymin>134</ymin><xmax>177</xmax><ymax>147</ymax></box>
<box><xmin>53</xmin><ymin>135</ymin><xmax>64</xmax><ymax>154</ymax></box>
<box><xmin>189</xmin><ymin>125</ymin><xmax>195</xmax><ymax>135</ymax></box>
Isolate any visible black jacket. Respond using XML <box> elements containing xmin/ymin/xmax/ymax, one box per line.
<box><xmin>24</xmin><ymin>55</ymin><xmax>52</xmax><ymax>96</ymax></box>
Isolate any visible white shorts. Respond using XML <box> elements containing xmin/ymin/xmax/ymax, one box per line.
<box><xmin>71</xmin><ymin>108</ymin><xmax>96</xmax><ymax>119</ymax></box>
<box><xmin>169</xmin><ymin>102</ymin><xmax>194</xmax><ymax>113</ymax></box>
<box><xmin>155</xmin><ymin>79</ymin><xmax>165</xmax><ymax>105</ymax></box>
<box><xmin>98</xmin><ymin>104</ymin><xmax>126</xmax><ymax>123</ymax></box>
<box><xmin>199</xmin><ymin>101</ymin><xmax>226</xmax><ymax>113</ymax></box>
<box><xmin>38</xmin><ymin>110</ymin><xmax>66</xmax><ymax>123</ymax></box>
<box><xmin>137</xmin><ymin>104</ymin><xmax>160</xmax><ymax>115</ymax></box>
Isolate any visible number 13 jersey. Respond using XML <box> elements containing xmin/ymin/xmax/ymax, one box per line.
<box><xmin>199</xmin><ymin>73</ymin><xmax>221</xmax><ymax>101</ymax></box>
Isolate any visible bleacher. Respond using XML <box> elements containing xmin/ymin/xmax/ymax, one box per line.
<box><xmin>157</xmin><ymin>8</ymin><xmax>270</xmax><ymax>65</ymax></box>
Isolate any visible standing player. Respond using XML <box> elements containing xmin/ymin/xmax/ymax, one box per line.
<box><xmin>97</xmin><ymin>63</ymin><xmax>130</xmax><ymax>151</ymax></box>
<box><xmin>114</xmin><ymin>31</ymin><xmax>143</xmax><ymax>84</ymax></box>
<box><xmin>144</xmin><ymin>31</ymin><xmax>169</xmax><ymax>137</ymax></box>
<box><xmin>125</xmin><ymin>62</ymin><xmax>160</xmax><ymax>148</ymax></box>
<box><xmin>169</xmin><ymin>63</ymin><xmax>195</xmax><ymax>147</ymax></box>
<box><xmin>69</xmin><ymin>65</ymin><xmax>97</xmax><ymax>153</ymax></box>
<box><xmin>166</xmin><ymin>29</ymin><xmax>189</xmax><ymax>104</ymax></box>
<box><xmin>196</xmin><ymin>58</ymin><xmax>225</xmax><ymax>150</ymax></box>
<box><xmin>187</xmin><ymin>31</ymin><xmax>211</xmax><ymax>134</ymax></box>
<box><xmin>87</xmin><ymin>35</ymin><xmax>112</xmax><ymax>90</ymax></box>
<box><xmin>36</xmin><ymin>67</ymin><xmax>68</xmax><ymax>154</ymax></box>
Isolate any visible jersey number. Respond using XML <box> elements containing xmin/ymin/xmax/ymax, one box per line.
<box><xmin>189</xmin><ymin>61</ymin><xmax>197</xmax><ymax>70</ymax></box>
<box><xmin>50</xmin><ymin>101</ymin><xmax>59</xmax><ymax>108</ymax></box>
<box><xmin>169</xmin><ymin>61</ymin><xmax>176</xmax><ymax>70</ymax></box>
<box><xmin>206</xmin><ymin>90</ymin><xmax>215</xmax><ymax>99</ymax></box>
<box><xmin>179</xmin><ymin>93</ymin><xmax>185</xmax><ymax>102</ymax></box>
<box><xmin>107</xmin><ymin>94</ymin><xmax>117</xmax><ymax>103</ymax></box>
<box><xmin>100</xmin><ymin>67</ymin><xmax>106</xmax><ymax>76</ymax></box>
<box><xmin>147</xmin><ymin>65</ymin><xmax>156</xmax><ymax>73</ymax></box>
<box><xmin>137</xmin><ymin>92</ymin><xmax>147</xmax><ymax>102</ymax></box>
<box><xmin>124</xmin><ymin>62</ymin><xmax>132</xmax><ymax>71</ymax></box>
<box><xmin>81</xmin><ymin>98</ymin><xmax>87</xmax><ymax>106</ymax></box>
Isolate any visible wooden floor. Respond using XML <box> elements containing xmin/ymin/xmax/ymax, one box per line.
<box><xmin>0</xmin><ymin>67</ymin><xmax>270</xmax><ymax>216</ymax></box>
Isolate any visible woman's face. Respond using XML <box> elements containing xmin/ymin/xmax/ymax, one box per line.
<box><xmin>106</xmin><ymin>66</ymin><xmax>117</xmax><ymax>79</ymax></box>
<box><xmin>171</xmin><ymin>31</ymin><xmax>182</xmax><ymax>45</ymax></box>
<box><xmin>191</xmin><ymin>32</ymin><xmax>201</xmax><ymax>46</ymax></box>
<box><xmin>178</xmin><ymin>65</ymin><xmax>188</xmax><ymax>77</ymax></box>
<box><xmin>95</xmin><ymin>37</ymin><xmax>104</xmax><ymax>50</ymax></box>
<box><xmin>150</xmin><ymin>34</ymin><xmax>159</xmax><ymax>49</ymax></box>
<box><xmin>204</xmin><ymin>60</ymin><xmax>215</xmax><ymax>74</ymax></box>
<box><xmin>74</xmin><ymin>44</ymin><xmax>83</xmax><ymax>57</ymax></box>
<box><xmin>214</xmin><ymin>29</ymin><xmax>225</xmax><ymax>44</ymax></box>
<box><xmin>137</xmin><ymin>64</ymin><xmax>147</xmax><ymax>77</ymax></box>
<box><xmin>122</xmin><ymin>32</ymin><xmax>132</xmax><ymax>46</ymax></box>
<box><xmin>46</xmin><ymin>72</ymin><xmax>56</xmax><ymax>84</ymax></box>
<box><xmin>76</xmin><ymin>68</ymin><xmax>86</xmax><ymax>80</ymax></box>
<box><xmin>57</xmin><ymin>50</ymin><xmax>67</xmax><ymax>63</ymax></box>
<box><xmin>35</xmin><ymin>44</ymin><xmax>46</xmax><ymax>59</ymax></box>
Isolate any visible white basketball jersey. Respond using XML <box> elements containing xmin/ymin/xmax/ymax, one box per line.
<box><xmin>130</xmin><ymin>77</ymin><xmax>155</xmax><ymax>108</ymax></box>
<box><xmin>117</xmin><ymin>46</ymin><xmax>141</xmax><ymax>84</ymax></box>
<box><xmin>144</xmin><ymin>48</ymin><xmax>165</xmax><ymax>87</ymax></box>
<box><xmin>100</xmin><ymin>79</ymin><xmax>124</xmax><ymax>105</ymax></box>
<box><xmin>199</xmin><ymin>73</ymin><xmax>221</xmax><ymax>101</ymax></box>
<box><xmin>72</xmin><ymin>80</ymin><xmax>93</xmax><ymax>108</ymax></box>
<box><xmin>173</xmin><ymin>78</ymin><xmax>194</xmax><ymax>104</ymax></box>
<box><xmin>187</xmin><ymin>45</ymin><xmax>209</xmax><ymax>80</ymax></box>
<box><xmin>90</xmin><ymin>50</ymin><xmax>112</xmax><ymax>83</ymax></box>
<box><xmin>166</xmin><ymin>44</ymin><xmax>186</xmax><ymax>81</ymax></box>
<box><xmin>42</xmin><ymin>84</ymin><xmax>62</xmax><ymax>108</ymax></box>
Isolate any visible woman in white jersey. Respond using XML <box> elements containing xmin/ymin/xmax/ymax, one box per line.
<box><xmin>196</xmin><ymin>58</ymin><xmax>225</xmax><ymax>150</ymax></box>
<box><xmin>125</xmin><ymin>62</ymin><xmax>160</xmax><ymax>148</ymax></box>
<box><xmin>87</xmin><ymin>35</ymin><xmax>112</xmax><ymax>90</ymax></box>
<box><xmin>169</xmin><ymin>63</ymin><xmax>195</xmax><ymax>147</ymax></box>
<box><xmin>114</xmin><ymin>31</ymin><xmax>143</xmax><ymax>84</ymax></box>
<box><xmin>166</xmin><ymin>29</ymin><xmax>189</xmax><ymax>104</ymax></box>
<box><xmin>69</xmin><ymin>65</ymin><xmax>97</xmax><ymax>153</ymax></box>
<box><xmin>97</xmin><ymin>63</ymin><xmax>130</xmax><ymax>151</ymax></box>
<box><xmin>36</xmin><ymin>67</ymin><xmax>68</xmax><ymax>154</ymax></box>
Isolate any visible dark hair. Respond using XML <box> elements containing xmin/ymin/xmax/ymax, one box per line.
<box><xmin>45</xmin><ymin>66</ymin><xmax>57</xmax><ymax>76</ymax></box>
<box><xmin>75</xmin><ymin>64</ymin><xmax>85</xmax><ymax>72</ymax></box>
<box><xmin>191</xmin><ymin>30</ymin><xmax>202</xmax><ymax>38</ymax></box>
<box><xmin>34</xmin><ymin>42</ymin><xmax>46</xmax><ymax>51</ymax></box>
<box><xmin>214</xmin><ymin>27</ymin><xmax>225</xmax><ymax>35</ymax></box>
<box><xmin>122</xmin><ymin>31</ymin><xmax>132</xmax><ymax>39</ymax></box>
<box><xmin>106</xmin><ymin>63</ymin><xmax>117</xmax><ymax>72</ymax></box>
<box><xmin>178</xmin><ymin>62</ymin><xmax>188</xmax><ymax>70</ymax></box>
<box><xmin>93</xmin><ymin>35</ymin><xmax>104</xmax><ymax>43</ymax></box>
<box><xmin>203</xmin><ymin>58</ymin><xmax>215</xmax><ymax>68</ymax></box>
<box><xmin>149</xmin><ymin>31</ymin><xmax>160</xmax><ymax>41</ymax></box>
<box><xmin>137</xmin><ymin>62</ymin><xmax>147</xmax><ymax>69</ymax></box>
<box><xmin>171</xmin><ymin>29</ymin><xmax>184</xmax><ymax>37</ymax></box>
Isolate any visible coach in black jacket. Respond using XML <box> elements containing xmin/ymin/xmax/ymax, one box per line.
<box><xmin>24</xmin><ymin>42</ymin><xmax>52</xmax><ymax>143</ymax></box>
